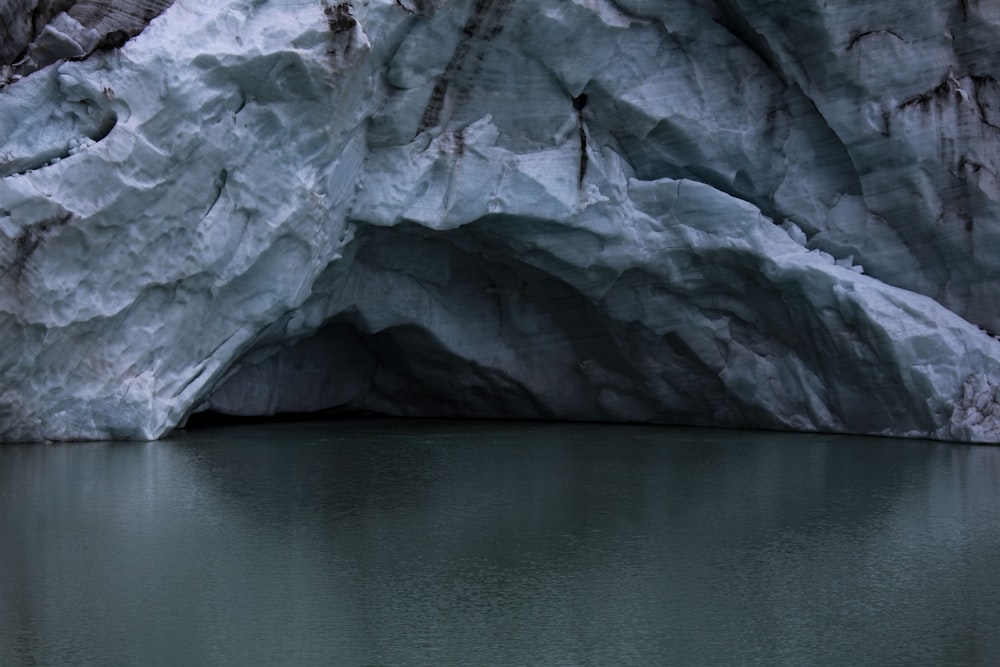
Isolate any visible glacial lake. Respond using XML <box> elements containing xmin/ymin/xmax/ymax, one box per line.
<box><xmin>1</xmin><ymin>419</ymin><xmax>999</xmax><ymax>666</ymax></box>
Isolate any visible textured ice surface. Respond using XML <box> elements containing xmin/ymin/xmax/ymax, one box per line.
<box><xmin>2</xmin><ymin>0</ymin><xmax>1000</xmax><ymax>442</ymax></box>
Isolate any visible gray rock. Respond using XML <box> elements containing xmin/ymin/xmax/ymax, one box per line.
<box><xmin>1</xmin><ymin>0</ymin><xmax>172</xmax><ymax>80</ymax></box>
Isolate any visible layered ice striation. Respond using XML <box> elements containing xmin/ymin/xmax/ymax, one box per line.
<box><xmin>2</xmin><ymin>0</ymin><xmax>1000</xmax><ymax>442</ymax></box>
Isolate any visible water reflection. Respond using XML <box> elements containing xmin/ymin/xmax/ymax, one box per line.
<box><xmin>1</xmin><ymin>421</ymin><xmax>999</xmax><ymax>665</ymax></box>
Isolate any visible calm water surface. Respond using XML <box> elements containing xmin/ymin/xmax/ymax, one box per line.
<box><xmin>1</xmin><ymin>419</ymin><xmax>999</xmax><ymax>665</ymax></box>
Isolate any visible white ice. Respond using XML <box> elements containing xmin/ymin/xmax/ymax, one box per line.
<box><xmin>1</xmin><ymin>0</ymin><xmax>999</xmax><ymax>442</ymax></box>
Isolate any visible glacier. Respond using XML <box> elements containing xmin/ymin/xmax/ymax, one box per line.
<box><xmin>2</xmin><ymin>0</ymin><xmax>1000</xmax><ymax>443</ymax></box>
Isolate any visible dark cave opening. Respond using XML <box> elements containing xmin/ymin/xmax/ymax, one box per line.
<box><xmin>177</xmin><ymin>220</ymin><xmax>666</xmax><ymax>431</ymax></box>
<box><xmin>180</xmin><ymin>407</ymin><xmax>387</xmax><ymax>430</ymax></box>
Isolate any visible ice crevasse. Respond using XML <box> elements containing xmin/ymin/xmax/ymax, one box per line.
<box><xmin>2</xmin><ymin>0</ymin><xmax>1000</xmax><ymax>443</ymax></box>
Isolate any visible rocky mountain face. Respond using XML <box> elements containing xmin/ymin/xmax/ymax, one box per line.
<box><xmin>2</xmin><ymin>0</ymin><xmax>71</xmax><ymax>64</ymax></box>
<box><xmin>1</xmin><ymin>0</ymin><xmax>173</xmax><ymax>78</ymax></box>
<box><xmin>2</xmin><ymin>0</ymin><xmax>999</xmax><ymax>442</ymax></box>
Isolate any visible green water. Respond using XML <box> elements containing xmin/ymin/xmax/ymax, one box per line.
<box><xmin>1</xmin><ymin>419</ymin><xmax>999</xmax><ymax>665</ymax></box>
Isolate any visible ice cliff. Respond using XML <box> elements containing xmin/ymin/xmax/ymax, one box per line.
<box><xmin>2</xmin><ymin>0</ymin><xmax>1000</xmax><ymax>443</ymax></box>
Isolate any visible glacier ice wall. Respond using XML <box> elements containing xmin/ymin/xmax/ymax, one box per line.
<box><xmin>2</xmin><ymin>0</ymin><xmax>1000</xmax><ymax>442</ymax></box>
